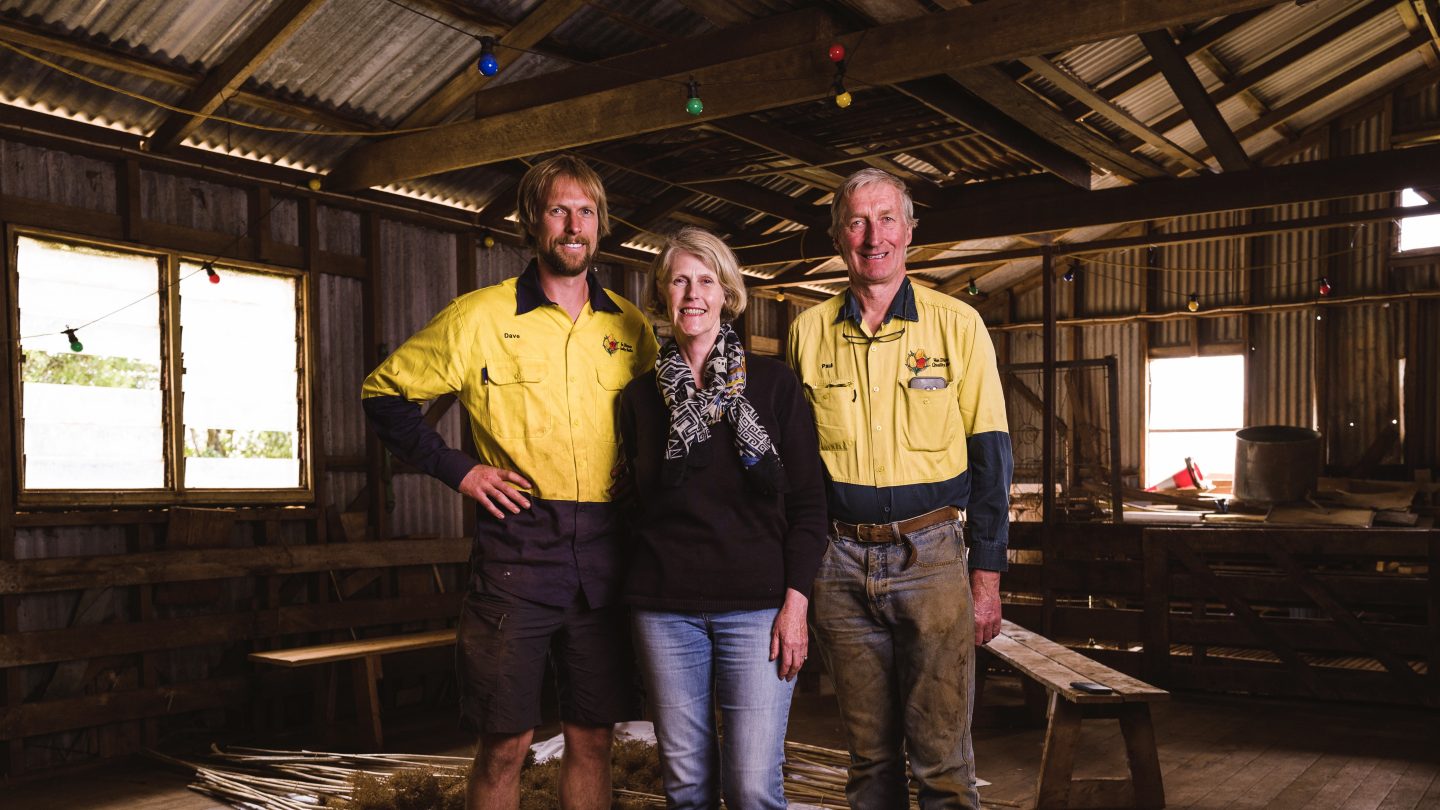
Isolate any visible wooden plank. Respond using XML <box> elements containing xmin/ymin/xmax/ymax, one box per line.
<box><xmin>249</xmin><ymin>629</ymin><xmax>456</xmax><ymax>667</ymax></box>
<box><xmin>325</xmin><ymin>0</ymin><xmax>1280</xmax><ymax>190</ymax></box>
<box><xmin>0</xmin><ymin>537</ymin><xmax>470</xmax><ymax>594</ymax></box>
<box><xmin>997</xmin><ymin>621</ymin><xmax>1169</xmax><ymax>701</ymax></box>
<box><xmin>0</xmin><ymin>213</ymin><xmax>21</xmax><ymax>775</ymax></box>
<box><xmin>150</xmin><ymin>0</ymin><xmax>328</xmax><ymax>151</ymax></box>
<box><xmin>985</xmin><ymin>633</ymin><xmax>1121</xmax><ymax>704</ymax></box>
<box><xmin>1170</xmin><ymin>571</ymin><xmax>1428</xmax><ymax>607</ymax></box>
<box><xmin>1139</xmin><ymin>28</ymin><xmax>1251</xmax><ymax>171</ymax></box>
<box><xmin>1147</xmin><ymin>528</ymin><xmax>1434</xmax><ymax>558</ymax></box>
<box><xmin>1171</xmin><ymin>617</ymin><xmax>1428</xmax><ymax>657</ymax></box>
<box><xmin>0</xmin><ymin>593</ymin><xmax>460</xmax><ymax>667</ymax></box>
<box><xmin>0</xmin><ymin>675</ymin><xmax>252</xmax><ymax>741</ymax></box>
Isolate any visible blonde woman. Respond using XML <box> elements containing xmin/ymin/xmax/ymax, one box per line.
<box><xmin>618</xmin><ymin>227</ymin><xmax>827</xmax><ymax>809</ymax></box>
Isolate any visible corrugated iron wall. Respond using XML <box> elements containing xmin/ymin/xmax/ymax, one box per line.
<box><xmin>378</xmin><ymin>219</ymin><xmax>461</xmax><ymax>538</ymax></box>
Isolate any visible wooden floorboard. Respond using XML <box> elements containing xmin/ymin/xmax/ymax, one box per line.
<box><xmin>5</xmin><ymin>677</ymin><xmax>1438</xmax><ymax>809</ymax></box>
<box><xmin>1376</xmin><ymin>760</ymin><xmax>1440</xmax><ymax>810</ymax></box>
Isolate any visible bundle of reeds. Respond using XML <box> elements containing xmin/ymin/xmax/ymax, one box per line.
<box><xmin>152</xmin><ymin>738</ymin><xmax>900</xmax><ymax>809</ymax></box>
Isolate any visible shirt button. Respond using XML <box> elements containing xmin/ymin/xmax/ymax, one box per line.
<box><xmin>569</xmin><ymin>375</ymin><xmax>577</xmax><ymax>382</ymax></box>
<box><xmin>883</xmin><ymin>506</ymin><xmax>892</xmax><ymax>513</ymax></box>
<box><xmin>877</xmin><ymin>466</ymin><xmax>885</xmax><ymax>473</ymax></box>
<box><xmin>870</xmin><ymin>346</ymin><xmax>877</xmax><ymax>352</ymax></box>
<box><xmin>874</xmin><ymin>425</ymin><xmax>882</xmax><ymax>431</ymax></box>
<box><xmin>872</xmin><ymin>386</ymin><xmax>879</xmax><ymax>393</ymax></box>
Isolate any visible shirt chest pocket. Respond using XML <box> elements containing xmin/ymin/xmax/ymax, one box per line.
<box><xmin>897</xmin><ymin>377</ymin><xmax>958</xmax><ymax>452</ymax></box>
<box><xmin>484</xmin><ymin>356</ymin><xmax>552</xmax><ymax>439</ymax></box>
<box><xmin>590</xmin><ymin>363</ymin><xmax>632</xmax><ymax>443</ymax></box>
<box><xmin>804</xmin><ymin>377</ymin><xmax>857</xmax><ymax>451</ymax></box>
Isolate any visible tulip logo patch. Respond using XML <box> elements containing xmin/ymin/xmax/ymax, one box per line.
<box><xmin>602</xmin><ymin>334</ymin><xmax>634</xmax><ymax>355</ymax></box>
<box><xmin>906</xmin><ymin>349</ymin><xmax>948</xmax><ymax>375</ymax></box>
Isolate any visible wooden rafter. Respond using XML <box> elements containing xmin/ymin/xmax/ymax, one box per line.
<box><xmin>149</xmin><ymin>0</ymin><xmax>328</xmax><ymax>151</ymax></box>
<box><xmin>708</xmin><ymin>117</ymin><xmax>943</xmax><ymax>206</ymax></box>
<box><xmin>396</xmin><ymin>0</ymin><xmax>587</xmax><ymax>130</ymax></box>
<box><xmin>324</xmin><ymin>0</ymin><xmax>1284</xmax><ymax>191</ymax></box>
<box><xmin>897</xmin><ymin>77</ymin><xmax>1092</xmax><ymax>189</ymax></box>
<box><xmin>0</xmin><ymin>16</ymin><xmax>373</xmax><ymax>135</ymax></box>
<box><xmin>1144</xmin><ymin>0</ymin><xmax>1393</xmax><ymax>138</ymax></box>
<box><xmin>734</xmin><ymin>140</ymin><xmax>1440</xmax><ymax>267</ymax></box>
<box><xmin>1093</xmin><ymin>10</ymin><xmax>1268</xmax><ymax>101</ymax></box>
<box><xmin>602</xmin><ymin>186</ymin><xmax>697</xmax><ymax>252</ymax></box>
<box><xmin>1139</xmin><ymin>29</ymin><xmax>1252</xmax><ymax>171</ymax></box>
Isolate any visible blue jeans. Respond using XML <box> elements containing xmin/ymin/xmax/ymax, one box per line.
<box><xmin>811</xmin><ymin>518</ymin><xmax>978</xmax><ymax>810</ymax></box>
<box><xmin>632</xmin><ymin>609</ymin><xmax>796</xmax><ymax>810</ymax></box>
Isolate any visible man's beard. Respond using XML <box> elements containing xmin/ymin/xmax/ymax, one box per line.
<box><xmin>539</xmin><ymin>239</ymin><xmax>593</xmax><ymax>277</ymax></box>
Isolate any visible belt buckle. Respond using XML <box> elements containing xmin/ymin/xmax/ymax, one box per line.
<box><xmin>858</xmin><ymin>522</ymin><xmax>897</xmax><ymax>543</ymax></box>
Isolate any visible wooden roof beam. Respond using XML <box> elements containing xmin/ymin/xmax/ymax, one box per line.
<box><xmin>397</xmin><ymin>0</ymin><xmax>587</xmax><ymax>130</ymax></box>
<box><xmin>732</xmin><ymin>140</ymin><xmax>1440</xmax><ymax>266</ymax></box>
<box><xmin>149</xmin><ymin>0</ymin><xmax>327</xmax><ymax>152</ymax></box>
<box><xmin>897</xmin><ymin>77</ymin><xmax>1093</xmax><ymax>189</ymax></box>
<box><xmin>1139</xmin><ymin>29</ymin><xmax>1252</xmax><ymax>170</ymax></box>
<box><xmin>325</xmin><ymin>0</ymin><xmax>1284</xmax><ymax>191</ymax></box>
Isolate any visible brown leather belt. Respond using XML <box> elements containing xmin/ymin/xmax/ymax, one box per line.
<box><xmin>832</xmin><ymin>506</ymin><xmax>962</xmax><ymax>544</ymax></box>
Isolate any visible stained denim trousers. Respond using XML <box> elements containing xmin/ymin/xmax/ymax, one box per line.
<box><xmin>632</xmin><ymin>608</ymin><xmax>795</xmax><ymax>810</ymax></box>
<box><xmin>811</xmin><ymin>518</ymin><xmax>979</xmax><ymax>810</ymax></box>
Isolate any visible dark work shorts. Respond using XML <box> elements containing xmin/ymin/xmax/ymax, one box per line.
<box><xmin>456</xmin><ymin>588</ymin><xmax>640</xmax><ymax>735</ymax></box>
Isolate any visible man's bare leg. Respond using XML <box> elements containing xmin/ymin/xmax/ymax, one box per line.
<box><xmin>467</xmin><ymin>730</ymin><xmax>534</xmax><ymax>810</ymax></box>
<box><xmin>559</xmin><ymin>722</ymin><xmax>614</xmax><ymax>810</ymax></box>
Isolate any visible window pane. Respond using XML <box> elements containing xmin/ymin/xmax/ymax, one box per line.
<box><xmin>1144</xmin><ymin>430</ymin><xmax>1237</xmax><ymax>488</ymax></box>
<box><xmin>1399</xmin><ymin>188</ymin><xmax>1440</xmax><ymax>253</ymax></box>
<box><xmin>17</xmin><ymin>236</ymin><xmax>165</xmax><ymax>489</ymax></box>
<box><xmin>179</xmin><ymin>263</ymin><xmax>301</xmax><ymax>489</ymax></box>
<box><xmin>1147</xmin><ymin>355</ymin><xmax>1244</xmax><ymax>430</ymax></box>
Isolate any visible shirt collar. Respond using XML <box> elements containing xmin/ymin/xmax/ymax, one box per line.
<box><xmin>835</xmin><ymin>277</ymin><xmax>918</xmax><ymax>327</ymax></box>
<box><xmin>515</xmin><ymin>259</ymin><xmax>623</xmax><ymax>316</ymax></box>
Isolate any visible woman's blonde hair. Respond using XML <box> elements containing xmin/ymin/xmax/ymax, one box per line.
<box><xmin>646</xmin><ymin>227</ymin><xmax>748</xmax><ymax>322</ymax></box>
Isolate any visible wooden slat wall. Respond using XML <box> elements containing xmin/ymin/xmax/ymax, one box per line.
<box><xmin>1002</xmin><ymin>523</ymin><xmax>1438</xmax><ymax>708</ymax></box>
<box><xmin>0</xmin><ymin>131</ymin><xmax>503</xmax><ymax>778</ymax></box>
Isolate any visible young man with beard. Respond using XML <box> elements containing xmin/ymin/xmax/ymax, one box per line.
<box><xmin>362</xmin><ymin>155</ymin><xmax>658</xmax><ymax>810</ymax></box>
<box><xmin>787</xmin><ymin>169</ymin><xmax>1012</xmax><ymax>809</ymax></box>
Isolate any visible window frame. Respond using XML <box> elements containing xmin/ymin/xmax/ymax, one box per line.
<box><xmin>1394</xmin><ymin>187</ymin><xmax>1440</xmax><ymax>259</ymax></box>
<box><xmin>1143</xmin><ymin>353</ymin><xmax>1246</xmax><ymax>490</ymax></box>
<box><xmin>9</xmin><ymin>226</ymin><xmax>315</xmax><ymax>508</ymax></box>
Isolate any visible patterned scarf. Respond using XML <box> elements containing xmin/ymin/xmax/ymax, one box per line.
<box><xmin>656</xmin><ymin>323</ymin><xmax>787</xmax><ymax>493</ymax></box>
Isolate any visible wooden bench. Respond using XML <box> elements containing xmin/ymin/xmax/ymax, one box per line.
<box><xmin>249</xmin><ymin>629</ymin><xmax>456</xmax><ymax>749</ymax></box>
<box><xmin>984</xmin><ymin>620</ymin><xmax>1169</xmax><ymax>809</ymax></box>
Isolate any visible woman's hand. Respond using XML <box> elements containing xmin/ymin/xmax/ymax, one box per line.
<box><xmin>769</xmin><ymin>588</ymin><xmax>810</xmax><ymax>681</ymax></box>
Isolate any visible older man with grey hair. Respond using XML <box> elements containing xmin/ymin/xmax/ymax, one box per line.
<box><xmin>787</xmin><ymin>168</ymin><xmax>1013</xmax><ymax>809</ymax></box>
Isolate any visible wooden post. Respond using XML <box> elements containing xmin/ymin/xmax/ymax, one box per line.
<box><xmin>360</xmin><ymin>211</ymin><xmax>388</xmax><ymax>541</ymax></box>
<box><xmin>1042</xmin><ymin>246</ymin><xmax>1056</xmax><ymax>523</ymax></box>
<box><xmin>457</xmin><ymin>232</ymin><xmax>477</xmax><ymax>544</ymax></box>
<box><xmin>1</xmin><ymin>208</ymin><xmax>23</xmax><ymax>776</ymax></box>
<box><xmin>1034</xmin><ymin>692</ymin><xmax>1081</xmax><ymax>808</ymax></box>
<box><xmin>1106</xmin><ymin>355</ymin><xmax>1123</xmax><ymax>523</ymax></box>
<box><xmin>1142</xmin><ymin>529</ymin><xmax>1171</xmax><ymax>683</ymax></box>
<box><xmin>1429</xmin><ymin>533</ymin><xmax>1439</xmax><ymax>708</ymax></box>
<box><xmin>1118</xmin><ymin>704</ymin><xmax>1166</xmax><ymax>809</ymax></box>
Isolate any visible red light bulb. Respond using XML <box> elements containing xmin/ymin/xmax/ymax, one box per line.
<box><xmin>828</xmin><ymin>43</ymin><xmax>845</xmax><ymax>63</ymax></box>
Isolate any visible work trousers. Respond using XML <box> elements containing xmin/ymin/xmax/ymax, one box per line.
<box><xmin>811</xmin><ymin>517</ymin><xmax>979</xmax><ymax>809</ymax></box>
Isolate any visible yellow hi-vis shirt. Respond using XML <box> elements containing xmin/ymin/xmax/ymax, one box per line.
<box><xmin>787</xmin><ymin>279</ymin><xmax>1012</xmax><ymax>569</ymax></box>
<box><xmin>361</xmin><ymin>268</ymin><xmax>658</xmax><ymax>504</ymax></box>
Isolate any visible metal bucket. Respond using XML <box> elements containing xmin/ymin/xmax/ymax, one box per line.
<box><xmin>1233</xmin><ymin>425</ymin><xmax>1322</xmax><ymax>503</ymax></box>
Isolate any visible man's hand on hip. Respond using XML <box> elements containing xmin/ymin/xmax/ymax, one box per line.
<box><xmin>972</xmin><ymin>569</ymin><xmax>1002</xmax><ymax>645</ymax></box>
<box><xmin>459</xmin><ymin>464</ymin><xmax>533</xmax><ymax>519</ymax></box>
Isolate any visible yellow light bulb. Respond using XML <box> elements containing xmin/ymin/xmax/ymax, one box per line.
<box><xmin>1187</xmin><ymin>297</ymin><xmax>1199</xmax><ymax>312</ymax></box>
<box><xmin>307</xmin><ymin>177</ymin><xmax>322</xmax><ymax>191</ymax></box>
<box><xmin>835</xmin><ymin>91</ymin><xmax>853</xmax><ymax>109</ymax></box>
